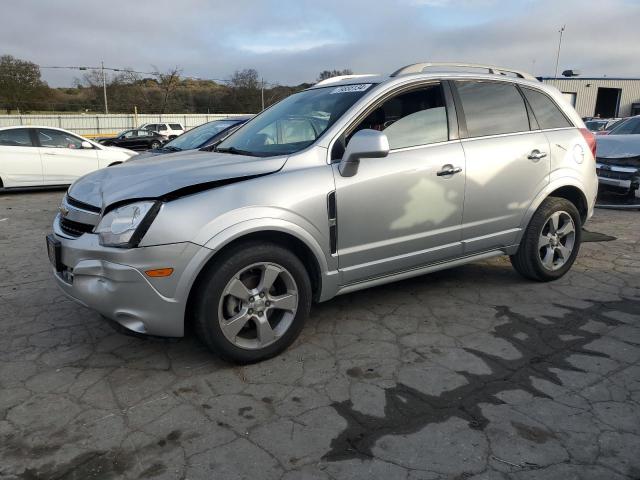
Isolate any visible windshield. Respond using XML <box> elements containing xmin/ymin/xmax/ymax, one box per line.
<box><xmin>163</xmin><ymin>120</ymin><xmax>240</xmax><ymax>150</ymax></box>
<box><xmin>217</xmin><ymin>84</ymin><xmax>374</xmax><ymax>156</ymax></box>
<box><xmin>609</xmin><ymin>117</ymin><xmax>640</xmax><ymax>135</ymax></box>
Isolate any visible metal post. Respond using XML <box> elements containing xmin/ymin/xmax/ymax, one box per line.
<box><xmin>261</xmin><ymin>78</ymin><xmax>265</xmax><ymax>111</ymax></box>
<box><xmin>101</xmin><ymin>61</ymin><xmax>109</xmax><ymax>114</ymax></box>
<box><xmin>554</xmin><ymin>25</ymin><xmax>565</xmax><ymax>79</ymax></box>
<box><xmin>134</xmin><ymin>105</ymin><xmax>138</xmax><ymax>128</ymax></box>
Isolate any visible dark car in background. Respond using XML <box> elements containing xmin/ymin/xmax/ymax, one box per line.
<box><xmin>603</xmin><ymin>115</ymin><xmax>640</xmax><ymax>136</ymax></box>
<box><xmin>132</xmin><ymin>117</ymin><xmax>252</xmax><ymax>160</ymax></box>
<box><xmin>97</xmin><ymin>129</ymin><xmax>168</xmax><ymax>151</ymax></box>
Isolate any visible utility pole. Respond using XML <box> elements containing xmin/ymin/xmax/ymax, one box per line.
<box><xmin>554</xmin><ymin>25</ymin><xmax>566</xmax><ymax>79</ymax></box>
<box><xmin>261</xmin><ymin>77</ymin><xmax>265</xmax><ymax>111</ymax></box>
<box><xmin>101</xmin><ymin>61</ymin><xmax>109</xmax><ymax>114</ymax></box>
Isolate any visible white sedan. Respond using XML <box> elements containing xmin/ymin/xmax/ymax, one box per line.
<box><xmin>0</xmin><ymin>126</ymin><xmax>138</xmax><ymax>189</ymax></box>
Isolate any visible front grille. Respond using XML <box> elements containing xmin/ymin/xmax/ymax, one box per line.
<box><xmin>597</xmin><ymin>168</ymin><xmax>636</xmax><ymax>181</ymax></box>
<box><xmin>66</xmin><ymin>195</ymin><xmax>101</xmax><ymax>213</ymax></box>
<box><xmin>60</xmin><ymin>217</ymin><xmax>94</xmax><ymax>238</ymax></box>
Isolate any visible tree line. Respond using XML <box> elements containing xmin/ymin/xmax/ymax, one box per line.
<box><xmin>0</xmin><ymin>54</ymin><xmax>352</xmax><ymax>115</ymax></box>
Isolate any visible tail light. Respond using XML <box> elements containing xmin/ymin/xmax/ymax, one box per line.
<box><xmin>579</xmin><ymin>128</ymin><xmax>597</xmax><ymax>159</ymax></box>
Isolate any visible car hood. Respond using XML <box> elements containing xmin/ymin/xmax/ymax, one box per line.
<box><xmin>597</xmin><ymin>135</ymin><xmax>640</xmax><ymax>159</ymax></box>
<box><xmin>68</xmin><ymin>150</ymin><xmax>287</xmax><ymax>209</ymax></box>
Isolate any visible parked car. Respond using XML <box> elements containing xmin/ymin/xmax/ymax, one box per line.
<box><xmin>600</xmin><ymin>115</ymin><xmax>640</xmax><ymax>136</ymax></box>
<box><xmin>139</xmin><ymin>122</ymin><xmax>184</xmax><ymax>139</ymax></box>
<box><xmin>0</xmin><ymin>126</ymin><xmax>137</xmax><ymax>189</ymax></box>
<box><xmin>585</xmin><ymin>118</ymin><xmax>622</xmax><ymax>133</ymax></box>
<box><xmin>133</xmin><ymin>117</ymin><xmax>252</xmax><ymax>160</ymax></box>
<box><xmin>596</xmin><ymin>134</ymin><xmax>640</xmax><ymax>199</ymax></box>
<box><xmin>97</xmin><ymin>129</ymin><xmax>167</xmax><ymax>151</ymax></box>
<box><xmin>48</xmin><ymin>62</ymin><xmax>597</xmax><ymax>363</ymax></box>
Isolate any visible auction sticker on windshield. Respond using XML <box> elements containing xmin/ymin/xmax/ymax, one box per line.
<box><xmin>330</xmin><ymin>84</ymin><xmax>372</xmax><ymax>94</ymax></box>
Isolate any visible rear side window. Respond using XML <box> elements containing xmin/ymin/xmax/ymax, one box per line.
<box><xmin>0</xmin><ymin>128</ymin><xmax>34</xmax><ymax>147</ymax></box>
<box><xmin>169</xmin><ymin>123</ymin><xmax>182</xmax><ymax>130</ymax></box>
<box><xmin>521</xmin><ymin>88</ymin><xmax>572</xmax><ymax>129</ymax></box>
<box><xmin>455</xmin><ymin>81</ymin><xmax>530</xmax><ymax>137</ymax></box>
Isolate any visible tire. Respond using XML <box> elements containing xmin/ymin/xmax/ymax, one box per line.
<box><xmin>150</xmin><ymin>141</ymin><xmax>161</xmax><ymax>149</ymax></box>
<box><xmin>193</xmin><ymin>241</ymin><xmax>312</xmax><ymax>363</ymax></box>
<box><xmin>510</xmin><ymin>196</ymin><xmax>582</xmax><ymax>282</ymax></box>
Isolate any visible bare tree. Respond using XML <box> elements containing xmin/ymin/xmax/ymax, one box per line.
<box><xmin>153</xmin><ymin>66</ymin><xmax>182</xmax><ymax>114</ymax></box>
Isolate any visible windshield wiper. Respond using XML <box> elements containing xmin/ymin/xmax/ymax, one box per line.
<box><xmin>161</xmin><ymin>146</ymin><xmax>181</xmax><ymax>152</ymax></box>
<box><xmin>215</xmin><ymin>146</ymin><xmax>255</xmax><ymax>156</ymax></box>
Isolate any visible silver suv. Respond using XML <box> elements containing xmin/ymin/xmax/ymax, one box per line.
<box><xmin>47</xmin><ymin>63</ymin><xmax>598</xmax><ymax>363</ymax></box>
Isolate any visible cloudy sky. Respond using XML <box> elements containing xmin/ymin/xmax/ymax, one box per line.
<box><xmin>3</xmin><ymin>0</ymin><xmax>639</xmax><ymax>86</ymax></box>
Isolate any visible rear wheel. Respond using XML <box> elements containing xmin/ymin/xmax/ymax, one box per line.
<box><xmin>193</xmin><ymin>241</ymin><xmax>312</xmax><ymax>363</ymax></box>
<box><xmin>510</xmin><ymin>197</ymin><xmax>582</xmax><ymax>281</ymax></box>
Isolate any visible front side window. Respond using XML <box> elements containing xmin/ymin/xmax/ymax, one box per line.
<box><xmin>349</xmin><ymin>84</ymin><xmax>448</xmax><ymax>150</ymax></box>
<box><xmin>456</xmin><ymin>81</ymin><xmax>530</xmax><ymax>137</ymax></box>
<box><xmin>522</xmin><ymin>88</ymin><xmax>572</xmax><ymax>129</ymax></box>
<box><xmin>122</xmin><ymin>130</ymin><xmax>136</xmax><ymax>138</ymax></box>
<box><xmin>38</xmin><ymin>129</ymin><xmax>83</xmax><ymax>149</ymax></box>
<box><xmin>169</xmin><ymin>123</ymin><xmax>182</xmax><ymax>130</ymax></box>
<box><xmin>217</xmin><ymin>84</ymin><xmax>374</xmax><ymax>157</ymax></box>
<box><xmin>0</xmin><ymin>128</ymin><xmax>34</xmax><ymax>147</ymax></box>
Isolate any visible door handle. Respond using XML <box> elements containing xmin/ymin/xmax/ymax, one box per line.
<box><xmin>436</xmin><ymin>165</ymin><xmax>462</xmax><ymax>176</ymax></box>
<box><xmin>43</xmin><ymin>152</ymin><xmax>57</xmax><ymax>156</ymax></box>
<box><xmin>527</xmin><ymin>150</ymin><xmax>547</xmax><ymax>161</ymax></box>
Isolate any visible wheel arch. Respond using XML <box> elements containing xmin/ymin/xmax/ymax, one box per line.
<box><xmin>184</xmin><ymin>229</ymin><xmax>326</xmax><ymax>332</ymax></box>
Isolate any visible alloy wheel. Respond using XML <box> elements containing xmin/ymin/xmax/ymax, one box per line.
<box><xmin>538</xmin><ymin>210</ymin><xmax>576</xmax><ymax>271</ymax></box>
<box><xmin>218</xmin><ymin>262</ymin><xmax>298</xmax><ymax>350</ymax></box>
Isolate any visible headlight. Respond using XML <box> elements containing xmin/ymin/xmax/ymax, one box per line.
<box><xmin>95</xmin><ymin>201</ymin><xmax>159</xmax><ymax>247</ymax></box>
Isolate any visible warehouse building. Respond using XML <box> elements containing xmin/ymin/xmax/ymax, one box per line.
<box><xmin>540</xmin><ymin>77</ymin><xmax>640</xmax><ymax>119</ymax></box>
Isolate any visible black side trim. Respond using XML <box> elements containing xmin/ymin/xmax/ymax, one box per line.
<box><xmin>327</xmin><ymin>191</ymin><xmax>337</xmax><ymax>254</ymax></box>
<box><xmin>442</xmin><ymin>80</ymin><xmax>460</xmax><ymax>141</ymax></box>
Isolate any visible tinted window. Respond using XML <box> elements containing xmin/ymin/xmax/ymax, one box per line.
<box><xmin>456</xmin><ymin>81</ymin><xmax>530</xmax><ymax>137</ymax></box>
<box><xmin>0</xmin><ymin>128</ymin><xmax>34</xmax><ymax>147</ymax></box>
<box><xmin>522</xmin><ymin>88</ymin><xmax>572</xmax><ymax>129</ymax></box>
<box><xmin>38</xmin><ymin>129</ymin><xmax>83</xmax><ymax>149</ymax></box>
<box><xmin>169</xmin><ymin>123</ymin><xmax>182</xmax><ymax>130</ymax></box>
<box><xmin>143</xmin><ymin>124</ymin><xmax>156</xmax><ymax>131</ymax></box>
<box><xmin>350</xmin><ymin>84</ymin><xmax>448</xmax><ymax>150</ymax></box>
<box><xmin>609</xmin><ymin>117</ymin><xmax>640</xmax><ymax>135</ymax></box>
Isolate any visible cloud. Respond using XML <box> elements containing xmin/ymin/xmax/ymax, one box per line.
<box><xmin>1</xmin><ymin>0</ymin><xmax>638</xmax><ymax>86</ymax></box>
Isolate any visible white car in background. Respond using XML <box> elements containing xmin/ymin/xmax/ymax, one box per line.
<box><xmin>0</xmin><ymin>126</ymin><xmax>137</xmax><ymax>189</ymax></box>
<box><xmin>139</xmin><ymin>122</ymin><xmax>185</xmax><ymax>139</ymax></box>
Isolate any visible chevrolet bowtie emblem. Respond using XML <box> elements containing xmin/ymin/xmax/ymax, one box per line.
<box><xmin>59</xmin><ymin>206</ymin><xmax>69</xmax><ymax>217</ymax></box>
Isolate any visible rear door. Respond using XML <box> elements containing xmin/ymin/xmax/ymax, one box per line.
<box><xmin>333</xmin><ymin>82</ymin><xmax>466</xmax><ymax>284</ymax></box>
<box><xmin>0</xmin><ymin>128</ymin><xmax>43</xmax><ymax>187</ymax></box>
<box><xmin>452</xmin><ymin>80</ymin><xmax>550</xmax><ymax>253</ymax></box>
<box><xmin>37</xmin><ymin>128</ymin><xmax>99</xmax><ymax>185</ymax></box>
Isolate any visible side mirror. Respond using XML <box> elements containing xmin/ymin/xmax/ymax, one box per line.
<box><xmin>81</xmin><ymin>141</ymin><xmax>93</xmax><ymax>149</ymax></box>
<box><xmin>339</xmin><ymin>129</ymin><xmax>389</xmax><ymax>177</ymax></box>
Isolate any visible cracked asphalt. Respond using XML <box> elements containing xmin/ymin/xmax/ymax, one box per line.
<box><xmin>1</xmin><ymin>190</ymin><xmax>639</xmax><ymax>480</ymax></box>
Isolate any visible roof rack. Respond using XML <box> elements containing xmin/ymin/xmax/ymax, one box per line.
<box><xmin>315</xmin><ymin>74</ymin><xmax>379</xmax><ymax>86</ymax></box>
<box><xmin>390</xmin><ymin>62</ymin><xmax>538</xmax><ymax>81</ymax></box>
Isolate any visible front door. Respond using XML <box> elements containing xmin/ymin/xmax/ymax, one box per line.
<box><xmin>0</xmin><ymin>128</ymin><xmax>43</xmax><ymax>187</ymax></box>
<box><xmin>333</xmin><ymin>83</ymin><xmax>466</xmax><ymax>285</ymax></box>
<box><xmin>452</xmin><ymin>80</ymin><xmax>551</xmax><ymax>253</ymax></box>
<box><xmin>37</xmin><ymin>128</ymin><xmax>99</xmax><ymax>185</ymax></box>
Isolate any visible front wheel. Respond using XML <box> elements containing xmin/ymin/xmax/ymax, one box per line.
<box><xmin>510</xmin><ymin>197</ymin><xmax>582</xmax><ymax>282</ymax></box>
<box><xmin>193</xmin><ymin>242</ymin><xmax>312</xmax><ymax>363</ymax></box>
<box><xmin>150</xmin><ymin>140</ymin><xmax>161</xmax><ymax>149</ymax></box>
